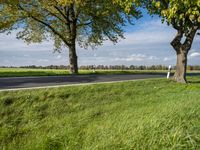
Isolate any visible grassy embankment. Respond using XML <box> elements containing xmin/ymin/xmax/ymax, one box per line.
<box><xmin>0</xmin><ymin>68</ymin><xmax>169</xmax><ymax>77</ymax></box>
<box><xmin>0</xmin><ymin>77</ymin><xmax>200</xmax><ymax>149</ymax></box>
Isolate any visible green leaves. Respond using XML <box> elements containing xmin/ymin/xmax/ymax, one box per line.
<box><xmin>145</xmin><ymin>0</ymin><xmax>200</xmax><ymax>35</ymax></box>
<box><xmin>0</xmin><ymin>0</ymin><xmax>140</xmax><ymax>51</ymax></box>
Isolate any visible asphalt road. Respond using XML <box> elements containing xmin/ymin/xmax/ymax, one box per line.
<box><xmin>0</xmin><ymin>74</ymin><xmax>165</xmax><ymax>90</ymax></box>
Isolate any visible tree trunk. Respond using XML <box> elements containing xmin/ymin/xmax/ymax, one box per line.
<box><xmin>173</xmin><ymin>49</ymin><xmax>188</xmax><ymax>83</ymax></box>
<box><xmin>170</xmin><ymin>26</ymin><xmax>198</xmax><ymax>83</ymax></box>
<box><xmin>68</xmin><ymin>43</ymin><xmax>78</xmax><ymax>74</ymax></box>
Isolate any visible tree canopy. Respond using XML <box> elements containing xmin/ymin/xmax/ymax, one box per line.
<box><xmin>0</xmin><ymin>0</ymin><xmax>139</xmax><ymax>48</ymax></box>
<box><xmin>0</xmin><ymin>0</ymin><xmax>141</xmax><ymax>73</ymax></box>
<box><xmin>148</xmin><ymin>0</ymin><xmax>200</xmax><ymax>34</ymax></box>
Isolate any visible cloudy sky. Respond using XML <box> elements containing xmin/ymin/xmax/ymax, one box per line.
<box><xmin>0</xmin><ymin>11</ymin><xmax>200</xmax><ymax>67</ymax></box>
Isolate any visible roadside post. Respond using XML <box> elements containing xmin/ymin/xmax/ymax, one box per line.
<box><xmin>167</xmin><ymin>65</ymin><xmax>172</xmax><ymax>79</ymax></box>
<box><xmin>92</xmin><ymin>65</ymin><xmax>96</xmax><ymax>73</ymax></box>
<box><xmin>93</xmin><ymin>51</ymin><xmax>96</xmax><ymax>73</ymax></box>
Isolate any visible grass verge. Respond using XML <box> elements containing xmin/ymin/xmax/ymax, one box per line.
<box><xmin>0</xmin><ymin>77</ymin><xmax>200</xmax><ymax>149</ymax></box>
<box><xmin>0</xmin><ymin>68</ymin><xmax>169</xmax><ymax>77</ymax></box>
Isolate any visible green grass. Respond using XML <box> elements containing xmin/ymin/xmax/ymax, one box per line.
<box><xmin>0</xmin><ymin>68</ymin><xmax>69</xmax><ymax>77</ymax></box>
<box><xmin>0</xmin><ymin>68</ymin><xmax>169</xmax><ymax>77</ymax></box>
<box><xmin>1</xmin><ymin>68</ymin><xmax>200</xmax><ymax>78</ymax></box>
<box><xmin>0</xmin><ymin>77</ymin><xmax>200</xmax><ymax>149</ymax></box>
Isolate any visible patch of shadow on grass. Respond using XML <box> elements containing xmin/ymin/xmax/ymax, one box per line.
<box><xmin>188</xmin><ymin>80</ymin><xmax>200</xmax><ymax>84</ymax></box>
<box><xmin>34</xmin><ymin>104</ymin><xmax>49</xmax><ymax>120</ymax></box>
<box><xmin>90</xmin><ymin>110</ymin><xmax>103</xmax><ymax>118</ymax></box>
<box><xmin>58</xmin><ymin>93</ymin><xmax>70</xmax><ymax>99</ymax></box>
<box><xmin>44</xmin><ymin>136</ymin><xmax>64</xmax><ymax>150</ymax></box>
<box><xmin>2</xmin><ymin>97</ymin><xmax>13</xmax><ymax>106</ymax></box>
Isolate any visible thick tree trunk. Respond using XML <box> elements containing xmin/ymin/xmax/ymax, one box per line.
<box><xmin>68</xmin><ymin>43</ymin><xmax>78</xmax><ymax>74</ymax></box>
<box><xmin>173</xmin><ymin>49</ymin><xmax>188</xmax><ymax>83</ymax></box>
<box><xmin>170</xmin><ymin>26</ymin><xmax>198</xmax><ymax>83</ymax></box>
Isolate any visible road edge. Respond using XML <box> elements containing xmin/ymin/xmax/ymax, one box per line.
<box><xmin>0</xmin><ymin>78</ymin><xmax>164</xmax><ymax>92</ymax></box>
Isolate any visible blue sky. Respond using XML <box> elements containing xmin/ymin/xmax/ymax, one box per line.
<box><xmin>0</xmin><ymin>12</ymin><xmax>200</xmax><ymax>67</ymax></box>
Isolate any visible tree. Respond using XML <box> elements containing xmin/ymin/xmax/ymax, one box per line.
<box><xmin>145</xmin><ymin>0</ymin><xmax>200</xmax><ymax>83</ymax></box>
<box><xmin>0</xmin><ymin>0</ymin><xmax>140</xmax><ymax>74</ymax></box>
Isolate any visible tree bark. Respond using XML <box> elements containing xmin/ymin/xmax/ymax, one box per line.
<box><xmin>67</xmin><ymin>5</ymin><xmax>78</xmax><ymax>74</ymax></box>
<box><xmin>174</xmin><ymin>49</ymin><xmax>188</xmax><ymax>83</ymax></box>
<box><xmin>68</xmin><ymin>43</ymin><xmax>78</xmax><ymax>74</ymax></box>
<box><xmin>171</xmin><ymin>26</ymin><xmax>198</xmax><ymax>83</ymax></box>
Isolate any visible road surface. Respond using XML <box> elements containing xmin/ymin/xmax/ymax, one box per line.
<box><xmin>0</xmin><ymin>74</ymin><xmax>165</xmax><ymax>90</ymax></box>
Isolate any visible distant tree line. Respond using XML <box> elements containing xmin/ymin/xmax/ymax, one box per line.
<box><xmin>1</xmin><ymin>65</ymin><xmax>200</xmax><ymax>71</ymax></box>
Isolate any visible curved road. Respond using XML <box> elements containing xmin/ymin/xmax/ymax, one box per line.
<box><xmin>0</xmin><ymin>74</ymin><xmax>165</xmax><ymax>91</ymax></box>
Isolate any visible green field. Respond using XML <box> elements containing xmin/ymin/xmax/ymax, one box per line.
<box><xmin>0</xmin><ymin>68</ymin><xmax>170</xmax><ymax>77</ymax></box>
<box><xmin>1</xmin><ymin>77</ymin><xmax>200</xmax><ymax>149</ymax></box>
<box><xmin>1</xmin><ymin>68</ymin><xmax>200</xmax><ymax>78</ymax></box>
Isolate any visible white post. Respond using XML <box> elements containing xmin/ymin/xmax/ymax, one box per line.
<box><xmin>93</xmin><ymin>65</ymin><xmax>96</xmax><ymax>73</ymax></box>
<box><xmin>93</xmin><ymin>51</ymin><xmax>96</xmax><ymax>73</ymax></box>
<box><xmin>167</xmin><ymin>65</ymin><xmax>172</xmax><ymax>79</ymax></box>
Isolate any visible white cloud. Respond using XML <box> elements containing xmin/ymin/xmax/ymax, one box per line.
<box><xmin>189</xmin><ymin>52</ymin><xmax>200</xmax><ymax>58</ymax></box>
<box><xmin>102</xmin><ymin>19</ymin><xmax>176</xmax><ymax>47</ymax></box>
<box><xmin>163</xmin><ymin>56</ymin><xmax>176</xmax><ymax>62</ymax></box>
<box><xmin>37</xmin><ymin>59</ymin><xmax>49</xmax><ymax>63</ymax></box>
<box><xmin>23</xmin><ymin>54</ymin><xmax>30</xmax><ymax>57</ymax></box>
<box><xmin>112</xmin><ymin>54</ymin><xmax>159</xmax><ymax>62</ymax></box>
<box><xmin>163</xmin><ymin>57</ymin><xmax>169</xmax><ymax>61</ymax></box>
<box><xmin>0</xmin><ymin>30</ymin><xmax>54</xmax><ymax>52</ymax></box>
<box><xmin>56</xmin><ymin>55</ymin><xmax>62</xmax><ymax>59</ymax></box>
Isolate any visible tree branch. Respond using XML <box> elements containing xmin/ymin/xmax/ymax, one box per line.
<box><xmin>54</xmin><ymin>6</ymin><xmax>71</xmax><ymax>24</ymax></box>
<box><xmin>18</xmin><ymin>4</ymin><xmax>70</xmax><ymax>46</ymax></box>
<box><xmin>31</xmin><ymin>15</ymin><xmax>70</xmax><ymax>46</ymax></box>
<box><xmin>183</xmin><ymin>26</ymin><xmax>198</xmax><ymax>51</ymax></box>
<box><xmin>77</xmin><ymin>21</ymin><xmax>92</xmax><ymax>27</ymax></box>
<box><xmin>170</xmin><ymin>30</ymin><xmax>183</xmax><ymax>51</ymax></box>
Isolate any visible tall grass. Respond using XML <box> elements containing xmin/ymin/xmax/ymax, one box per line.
<box><xmin>0</xmin><ymin>77</ymin><xmax>200</xmax><ymax>149</ymax></box>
